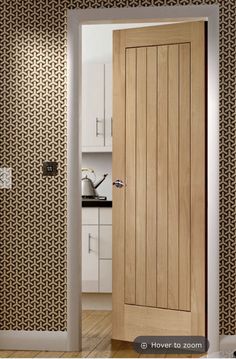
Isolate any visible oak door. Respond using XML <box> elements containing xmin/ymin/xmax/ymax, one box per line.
<box><xmin>112</xmin><ymin>22</ymin><xmax>206</xmax><ymax>341</ymax></box>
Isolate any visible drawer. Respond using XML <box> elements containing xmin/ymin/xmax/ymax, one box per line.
<box><xmin>100</xmin><ymin>208</ymin><xmax>112</xmax><ymax>225</ymax></box>
<box><xmin>100</xmin><ymin>226</ymin><xmax>112</xmax><ymax>259</ymax></box>
<box><xmin>82</xmin><ymin>208</ymin><xmax>99</xmax><ymax>225</ymax></box>
<box><xmin>82</xmin><ymin>225</ymin><xmax>99</xmax><ymax>292</ymax></box>
<box><xmin>99</xmin><ymin>259</ymin><xmax>112</xmax><ymax>293</ymax></box>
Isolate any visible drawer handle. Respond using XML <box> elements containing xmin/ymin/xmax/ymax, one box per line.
<box><xmin>88</xmin><ymin>233</ymin><xmax>92</xmax><ymax>253</ymax></box>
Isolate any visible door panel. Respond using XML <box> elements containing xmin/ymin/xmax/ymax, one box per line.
<box><xmin>124</xmin><ymin>43</ymin><xmax>192</xmax><ymax>311</ymax></box>
<box><xmin>136</xmin><ymin>47</ymin><xmax>147</xmax><ymax>307</ymax></box>
<box><xmin>124</xmin><ymin>305</ymin><xmax>191</xmax><ymax>337</ymax></box>
<box><xmin>125</xmin><ymin>48</ymin><xmax>136</xmax><ymax>305</ymax></box>
<box><xmin>179</xmin><ymin>43</ymin><xmax>191</xmax><ymax>311</ymax></box>
<box><xmin>146</xmin><ymin>46</ymin><xmax>157</xmax><ymax>308</ymax></box>
<box><xmin>113</xmin><ymin>21</ymin><xmax>205</xmax><ymax>341</ymax></box>
<box><xmin>157</xmin><ymin>45</ymin><xmax>168</xmax><ymax>309</ymax></box>
<box><xmin>167</xmin><ymin>44</ymin><xmax>179</xmax><ymax>311</ymax></box>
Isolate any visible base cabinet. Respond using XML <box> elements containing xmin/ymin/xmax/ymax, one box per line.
<box><xmin>99</xmin><ymin>260</ymin><xmax>112</xmax><ymax>292</ymax></box>
<box><xmin>82</xmin><ymin>207</ymin><xmax>112</xmax><ymax>293</ymax></box>
<box><xmin>100</xmin><ymin>226</ymin><xmax>112</xmax><ymax>259</ymax></box>
<box><xmin>82</xmin><ymin>225</ymin><xmax>99</xmax><ymax>292</ymax></box>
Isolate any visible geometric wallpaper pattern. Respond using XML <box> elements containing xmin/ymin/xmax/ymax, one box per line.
<box><xmin>0</xmin><ymin>0</ymin><xmax>235</xmax><ymax>333</ymax></box>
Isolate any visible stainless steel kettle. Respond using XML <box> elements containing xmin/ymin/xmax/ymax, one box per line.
<box><xmin>81</xmin><ymin>168</ymin><xmax>108</xmax><ymax>198</ymax></box>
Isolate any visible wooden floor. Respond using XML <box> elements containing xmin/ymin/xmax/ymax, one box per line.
<box><xmin>0</xmin><ymin>311</ymin><xmax>201</xmax><ymax>358</ymax></box>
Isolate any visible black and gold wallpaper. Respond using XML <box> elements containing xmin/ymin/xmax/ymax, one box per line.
<box><xmin>0</xmin><ymin>0</ymin><xmax>235</xmax><ymax>334</ymax></box>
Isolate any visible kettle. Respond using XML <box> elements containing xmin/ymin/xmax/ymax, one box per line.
<box><xmin>81</xmin><ymin>168</ymin><xmax>108</xmax><ymax>198</ymax></box>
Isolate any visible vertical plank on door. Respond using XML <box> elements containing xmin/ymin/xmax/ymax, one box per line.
<box><xmin>157</xmin><ymin>45</ymin><xmax>168</xmax><ymax>308</ymax></box>
<box><xmin>179</xmin><ymin>43</ymin><xmax>191</xmax><ymax>311</ymax></box>
<box><xmin>146</xmin><ymin>46</ymin><xmax>157</xmax><ymax>307</ymax></box>
<box><xmin>167</xmin><ymin>45</ymin><xmax>179</xmax><ymax>310</ymax></box>
<box><xmin>125</xmin><ymin>48</ymin><xmax>136</xmax><ymax>304</ymax></box>
<box><xmin>136</xmin><ymin>47</ymin><xmax>147</xmax><ymax>306</ymax></box>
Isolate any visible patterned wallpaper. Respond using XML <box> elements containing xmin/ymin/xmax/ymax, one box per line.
<box><xmin>0</xmin><ymin>0</ymin><xmax>235</xmax><ymax>333</ymax></box>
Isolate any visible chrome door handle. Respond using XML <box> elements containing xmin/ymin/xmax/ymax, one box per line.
<box><xmin>113</xmin><ymin>179</ymin><xmax>125</xmax><ymax>188</ymax></box>
<box><xmin>88</xmin><ymin>233</ymin><xmax>92</xmax><ymax>253</ymax></box>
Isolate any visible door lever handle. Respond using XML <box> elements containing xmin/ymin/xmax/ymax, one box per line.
<box><xmin>113</xmin><ymin>179</ymin><xmax>125</xmax><ymax>188</ymax></box>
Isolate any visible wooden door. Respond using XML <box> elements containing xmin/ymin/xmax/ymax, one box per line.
<box><xmin>112</xmin><ymin>22</ymin><xmax>206</xmax><ymax>341</ymax></box>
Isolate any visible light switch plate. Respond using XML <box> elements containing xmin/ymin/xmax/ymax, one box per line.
<box><xmin>43</xmin><ymin>161</ymin><xmax>58</xmax><ymax>176</ymax></box>
<box><xmin>0</xmin><ymin>167</ymin><xmax>12</xmax><ymax>189</ymax></box>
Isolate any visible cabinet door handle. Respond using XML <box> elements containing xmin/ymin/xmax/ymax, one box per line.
<box><xmin>88</xmin><ymin>233</ymin><xmax>92</xmax><ymax>253</ymax></box>
<box><xmin>96</xmin><ymin>118</ymin><xmax>101</xmax><ymax>137</ymax></box>
<box><xmin>103</xmin><ymin>117</ymin><xmax>106</xmax><ymax>146</ymax></box>
<box><xmin>111</xmin><ymin>117</ymin><xmax>113</xmax><ymax>137</ymax></box>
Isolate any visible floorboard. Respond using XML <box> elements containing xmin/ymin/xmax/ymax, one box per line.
<box><xmin>0</xmin><ymin>352</ymin><xmax>15</xmax><ymax>358</ymax></box>
<box><xmin>10</xmin><ymin>351</ymin><xmax>39</xmax><ymax>358</ymax></box>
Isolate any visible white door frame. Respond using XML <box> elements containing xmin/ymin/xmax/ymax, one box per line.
<box><xmin>67</xmin><ymin>5</ymin><xmax>219</xmax><ymax>353</ymax></box>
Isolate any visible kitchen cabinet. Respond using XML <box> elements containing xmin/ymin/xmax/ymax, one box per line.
<box><xmin>100</xmin><ymin>226</ymin><xmax>112</xmax><ymax>259</ymax></box>
<box><xmin>105</xmin><ymin>63</ymin><xmax>112</xmax><ymax>148</ymax></box>
<box><xmin>82</xmin><ymin>63</ymin><xmax>104</xmax><ymax>149</ymax></box>
<box><xmin>82</xmin><ymin>63</ymin><xmax>112</xmax><ymax>152</ymax></box>
<box><xmin>99</xmin><ymin>260</ymin><xmax>112</xmax><ymax>292</ymax></box>
<box><xmin>82</xmin><ymin>207</ymin><xmax>112</xmax><ymax>293</ymax></box>
<box><xmin>82</xmin><ymin>208</ymin><xmax>99</xmax><ymax>225</ymax></box>
<box><xmin>82</xmin><ymin>225</ymin><xmax>99</xmax><ymax>292</ymax></box>
<box><xmin>100</xmin><ymin>207</ymin><xmax>112</xmax><ymax>225</ymax></box>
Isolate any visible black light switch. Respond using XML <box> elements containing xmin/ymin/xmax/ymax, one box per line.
<box><xmin>43</xmin><ymin>161</ymin><xmax>58</xmax><ymax>176</ymax></box>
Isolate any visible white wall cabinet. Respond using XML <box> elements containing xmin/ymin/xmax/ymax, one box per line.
<box><xmin>82</xmin><ymin>63</ymin><xmax>112</xmax><ymax>152</ymax></box>
<box><xmin>82</xmin><ymin>64</ymin><xmax>105</xmax><ymax>149</ymax></box>
<box><xmin>105</xmin><ymin>63</ymin><xmax>112</xmax><ymax>148</ymax></box>
<box><xmin>82</xmin><ymin>207</ymin><xmax>112</xmax><ymax>293</ymax></box>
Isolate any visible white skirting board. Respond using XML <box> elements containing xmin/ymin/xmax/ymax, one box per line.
<box><xmin>220</xmin><ymin>335</ymin><xmax>236</xmax><ymax>356</ymax></box>
<box><xmin>82</xmin><ymin>293</ymin><xmax>112</xmax><ymax>310</ymax></box>
<box><xmin>0</xmin><ymin>331</ymin><xmax>67</xmax><ymax>351</ymax></box>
